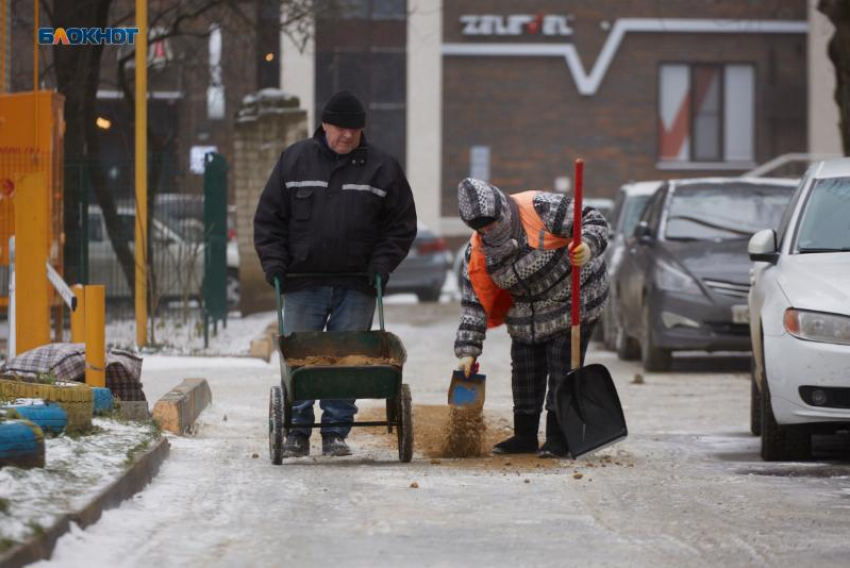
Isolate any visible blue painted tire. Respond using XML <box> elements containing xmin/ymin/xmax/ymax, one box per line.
<box><xmin>92</xmin><ymin>387</ymin><xmax>115</xmax><ymax>415</ymax></box>
<box><xmin>4</xmin><ymin>403</ymin><xmax>67</xmax><ymax>435</ymax></box>
<box><xmin>0</xmin><ymin>420</ymin><xmax>45</xmax><ymax>468</ymax></box>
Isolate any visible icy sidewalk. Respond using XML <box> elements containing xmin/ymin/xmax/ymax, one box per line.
<box><xmin>32</xmin><ymin>303</ymin><xmax>850</xmax><ymax>567</ymax></box>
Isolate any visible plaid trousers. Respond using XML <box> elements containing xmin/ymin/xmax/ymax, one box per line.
<box><xmin>510</xmin><ymin>321</ymin><xmax>596</xmax><ymax>415</ymax></box>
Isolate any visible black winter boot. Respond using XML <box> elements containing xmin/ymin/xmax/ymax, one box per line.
<box><xmin>492</xmin><ymin>413</ymin><xmax>540</xmax><ymax>455</ymax></box>
<box><xmin>539</xmin><ymin>411</ymin><xmax>570</xmax><ymax>458</ymax></box>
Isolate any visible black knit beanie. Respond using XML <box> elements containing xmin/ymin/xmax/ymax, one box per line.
<box><xmin>321</xmin><ymin>91</ymin><xmax>366</xmax><ymax>129</ymax></box>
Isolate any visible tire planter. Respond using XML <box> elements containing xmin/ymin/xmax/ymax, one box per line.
<box><xmin>92</xmin><ymin>387</ymin><xmax>115</xmax><ymax>415</ymax></box>
<box><xmin>2</xmin><ymin>402</ymin><xmax>68</xmax><ymax>435</ymax></box>
<box><xmin>0</xmin><ymin>378</ymin><xmax>93</xmax><ymax>433</ymax></box>
<box><xmin>0</xmin><ymin>420</ymin><xmax>45</xmax><ymax>468</ymax></box>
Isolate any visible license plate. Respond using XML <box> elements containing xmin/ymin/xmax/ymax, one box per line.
<box><xmin>732</xmin><ymin>305</ymin><xmax>750</xmax><ymax>324</ymax></box>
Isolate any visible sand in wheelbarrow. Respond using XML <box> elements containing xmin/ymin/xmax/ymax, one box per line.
<box><xmin>286</xmin><ymin>354</ymin><xmax>404</xmax><ymax>367</ymax></box>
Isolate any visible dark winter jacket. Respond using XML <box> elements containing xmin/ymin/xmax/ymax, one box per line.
<box><xmin>455</xmin><ymin>192</ymin><xmax>609</xmax><ymax>357</ymax></box>
<box><xmin>254</xmin><ymin>127</ymin><xmax>418</xmax><ymax>295</ymax></box>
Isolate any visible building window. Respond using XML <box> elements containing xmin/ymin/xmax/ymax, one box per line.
<box><xmin>658</xmin><ymin>63</ymin><xmax>754</xmax><ymax>166</ymax></box>
<box><xmin>316</xmin><ymin>0</ymin><xmax>404</xmax><ymax>19</ymax></box>
<box><xmin>315</xmin><ymin>1</ymin><xmax>408</xmax><ymax>166</ymax></box>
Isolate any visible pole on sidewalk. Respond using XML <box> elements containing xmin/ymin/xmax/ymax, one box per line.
<box><xmin>84</xmin><ymin>285</ymin><xmax>105</xmax><ymax>388</ymax></box>
<box><xmin>71</xmin><ymin>284</ymin><xmax>85</xmax><ymax>343</ymax></box>
<box><xmin>14</xmin><ymin>172</ymin><xmax>50</xmax><ymax>354</ymax></box>
<box><xmin>135</xmin><ymin>0</ymin><xmax>148</xmax><ymax>347</ymax></box>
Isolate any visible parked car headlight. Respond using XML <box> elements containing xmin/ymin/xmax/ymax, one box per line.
<box><xmin>783</xmin><ymin>308</ymin><xmax>850</xmax><ymax>346</ymax></box>
<box><xmin>655</xmin><ymin>260</ymin><xmax>701</xmax><ymax>294</ymax></box>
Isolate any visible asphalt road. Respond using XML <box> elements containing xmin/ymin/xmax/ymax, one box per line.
<box><xmin>38</xmin><ymin>302</ymin><xmax>850</xmax><ymax>568</ymax></box>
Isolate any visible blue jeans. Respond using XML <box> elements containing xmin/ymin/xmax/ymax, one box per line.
<box><xmin>283</xmin><ymin>286</ymin><xmax>376</xmax><ymax>438</ymax></box>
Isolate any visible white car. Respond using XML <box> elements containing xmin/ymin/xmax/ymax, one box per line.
<box><xmin>748</xmin><ymin>158</ymin><xmax>850</xmax><ymax>461</ymax></box>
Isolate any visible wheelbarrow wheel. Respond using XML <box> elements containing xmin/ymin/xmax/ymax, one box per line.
<box><xmin>397</xmin><ymin>383</ymin><xmax>413</xmax><ymax>463</ymax></box>
<box><xmin>269</xmin><ymin>386</ymin><xmax>284</xmax><ymax>465</ymax></box>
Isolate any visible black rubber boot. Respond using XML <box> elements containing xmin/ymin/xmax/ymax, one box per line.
<box><xmin>282</xmin><ymin>434</ymin><xmax>310</xmax><ymax>458</ymax></box>
<box><xmin>539</xmin><ymin>411</ymin><xmax>570</xmax><ymax>458</ymax></box>
<box><xmin>492</xmin><ymin>413</ymin><xmax>540</xmax><ymax>455</ymax></box>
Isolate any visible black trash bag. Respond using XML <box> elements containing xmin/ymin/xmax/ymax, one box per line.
<box><xmin>554</xmin><ymin>364</ymin><xmax>628</xmax><ymax>459</ymax></box>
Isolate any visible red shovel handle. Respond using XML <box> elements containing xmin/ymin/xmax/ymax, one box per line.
<box><xmin>571</xmin><ymin>159</ymin><xmax>583</xmax><ymax>369</ymax></box>
<box><xmin>572</xmin><ymin>159</ymin><xmax>583</xmax><ymax>327</ymax></box>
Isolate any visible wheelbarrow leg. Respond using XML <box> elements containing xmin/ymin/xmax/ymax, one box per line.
<box><xmin>386</xmin><ymin>397</ymin><xmax>396</xmax><ymax>434</ymax></box>
<box><xmin>269</xmin><ymin>386</ymin><xmax>284</xmax><ymax>465</ymax></box>
<box><xmin>397</xmin><ymin>384</ymin><xmax>413</xmax><ymax>463</ymax></box>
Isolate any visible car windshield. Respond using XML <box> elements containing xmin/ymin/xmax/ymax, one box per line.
<box><xmin>619</xmin><ymin>195</ymin><xmax>652</xmax><ymax>236</ymax></box>
<box><xmin>664</xmin><ymin>184</ymin><xmax>793</xmax><ymax>241</ymax></box>
<box><xmin>795</xmin><ymin>177</ymin><xmax>850</xmax><ymax>252</ymax></box>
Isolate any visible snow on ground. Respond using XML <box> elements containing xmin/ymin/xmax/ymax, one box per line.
<box><xmin>0</xmin><ymin>418</ymin><xmax>159</xmax><ymax>550</ymax></box>
<box><xmin>35</xmin><ymin>301</ymin><xmax>850</xmax><ymax>567</ymax></box>
<box><xmin>105</xmin><ymin>310</ymin><xmax>277</xmax><ymax>357</ymax></box>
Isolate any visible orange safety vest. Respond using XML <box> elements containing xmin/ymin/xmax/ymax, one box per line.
<box><xmin>468</xmin><ymin>191</ymin><xmax>570</xmax><ymax>328</ymax></box>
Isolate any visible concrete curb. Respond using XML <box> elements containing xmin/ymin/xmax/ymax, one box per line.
<box><xmin>0</xmin><ymin>436</ymin><xmax>170</xmax><ymax>568</ymax></box>
<box><xmin>152</xmin><ymin>378</ymin><xmax>212</xmax><ymax>435</ymax></box>
<box><xmin>248</xmin><ymin>322</ymin><xmax>277</xmax><ymax>362</ymax></box>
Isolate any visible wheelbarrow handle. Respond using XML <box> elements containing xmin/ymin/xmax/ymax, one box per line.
<box><xmin>275</xmin><ymin>277</ymin><xmax>284</xmax><ymax>336</ymax></box>
<box><xmin>273</xmin><ymin>272</ymin><xmax>385</xmax><ymax>335</ymax></box>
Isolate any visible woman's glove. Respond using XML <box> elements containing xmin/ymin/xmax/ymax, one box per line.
<box><xmin>457</xmin><ymin>356</ymin><xmax>477</xmax><ymax>378</ymax></box>
<box><xmin>569</xmin><ymin>241</ymin><xmax>591</xmax><ymax>267</ymax></box>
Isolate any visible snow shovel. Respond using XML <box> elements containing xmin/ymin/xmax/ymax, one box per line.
<box><xmin>448</xmin><ymin>361</ymin><xmax>486</xmax><ymax>410</ymax></box>
<box><xmin>554</xmin><ymin>159</ymin><xmax>628</xmax><ymax>459</ymax></box>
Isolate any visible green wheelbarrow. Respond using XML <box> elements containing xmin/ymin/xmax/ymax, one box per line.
<box><xmin>268</xmin><ymin>274</ymin><xmax>413</xmax><ymax>464</ymax></box>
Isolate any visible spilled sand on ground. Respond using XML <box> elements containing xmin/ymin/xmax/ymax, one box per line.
<box><xmin>358</xmin><ymin>405</ymin><xmax>636</xmax><ymax>471</ymax></box>
<box><xmin>359</xmin><ymin>405</ymin><xmax>557</xmax><ymax>471</ymax></box>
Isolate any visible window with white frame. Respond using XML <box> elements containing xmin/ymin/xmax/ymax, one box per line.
<box><xmin>658</xmin><ymin>64</ymin><xmax>755</xmax><ymax>165</ymax></box>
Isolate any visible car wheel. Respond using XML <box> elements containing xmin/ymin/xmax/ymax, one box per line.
<box><xmin>416</xmin><ymin>288</ymin><xmax>441</xmax><ymax>303</ymax></box>
<box><xmin>227</xmin><ymin>270</ymin><xmax>240</xmax><ymax>311</ymax></box>
<box><xmin>615</xmin><ymin>320</ymin><xmax>640</xmax><ymax>361</ymax></box>
<box><xmin>760</xmin><ymin>379</ymin><xmax>811</xmax><ymax>461</ymax></box>
<box><xmin>750</xmin><ymin>357</ymin><xmax>762</xmax><ymax>436</ymax></box>
<box><xmin>641</xmin><ymin>304</ymin><xmax>671</xmax><ymax>372</ymax></box>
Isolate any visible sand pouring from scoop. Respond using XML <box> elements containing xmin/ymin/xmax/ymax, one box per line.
<box><xmin>448</xmin><ymin>361</ymin><xmax>486</xmax><ymax>410</ymax></box>
<box><xmin>554</xmin><ymin>159</ymin><xmax>628</xmax><ymax>459</ymax></box>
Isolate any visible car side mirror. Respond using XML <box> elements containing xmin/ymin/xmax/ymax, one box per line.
<box><xmin>748</xmin><ymin>229</ymin><xmax>779</xmax><ymax>264</ymax></box>
<box><xmin>634</xmin><ymin>221</ymin><xmax>653</xmax><ymax>242</ymax></box>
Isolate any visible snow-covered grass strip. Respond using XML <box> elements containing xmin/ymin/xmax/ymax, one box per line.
<box><xmin>0</xmin><ymin>418</ymin><xmax>159</xmax><ymax>552</ymax></box>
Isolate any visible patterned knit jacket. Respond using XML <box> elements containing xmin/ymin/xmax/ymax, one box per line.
<box><xmin>454</xmin><ymin>193</ymin><xmax>610</xmax><ymax>357</ymax></box>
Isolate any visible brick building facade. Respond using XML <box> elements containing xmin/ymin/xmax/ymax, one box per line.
<box><xmin>440</xmin><ymin>0</ymin><xmax>808</xmax><ymax>225</ymax></box>
<box><xmin>284</xmin><ymin>1</ymin><xmax>809</xmax><ymax>238</ymax></box>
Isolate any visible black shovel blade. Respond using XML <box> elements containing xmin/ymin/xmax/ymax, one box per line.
<box><xmin>555</xmin><ymin>363</ymin><xmax>628</xmax><ymax>459</ymax></box>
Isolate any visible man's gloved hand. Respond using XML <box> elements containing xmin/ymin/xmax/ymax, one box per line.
<box><xmin>368</xmin><ymin>266</ymin><xmax>389</xmax><ymax>289</ymax></box>
<box><xmin>265</xmin><ymin>269</ymin><xmax>286</xmax><ymax>287</ymax></box>
<box><xmin>569</xmin><ymin>241</ymin><xmax>592</xmax><ymax>268</ymax></box>
<box><xmin>457</xmin><ymin>356</ymin><xmax>476</xmax><ymax>378</ymax></box>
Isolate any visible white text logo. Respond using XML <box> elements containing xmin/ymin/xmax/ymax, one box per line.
<box><xmin>460</xmin><ymin>14</ymin><xmax>574</xmax><ymax>37</ymax></box>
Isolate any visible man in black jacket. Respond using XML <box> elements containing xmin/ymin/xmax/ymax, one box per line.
<box><xmin>254</xmin><ymin>91</ymin><xmax>417</xmax><ymax>458</ymax></box>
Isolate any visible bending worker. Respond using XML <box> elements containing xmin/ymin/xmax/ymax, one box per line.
<box><xmin>254</xmin><ymin>91</ymin><xmax>417</xmax><ymax>458</ymax></box>
<box><xmin>454</xmin><ymin>178</ymin><xmax>609</xmax><ymax>458</ymax></box>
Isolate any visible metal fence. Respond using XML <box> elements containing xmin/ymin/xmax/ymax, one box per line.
<box><xmin>64</xmin><ymin>154</ymin><xmax>232</xmax><ymax>324</ymax></box>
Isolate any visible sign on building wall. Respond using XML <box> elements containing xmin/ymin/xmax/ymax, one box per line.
<box><xmin>190</xmin><ymin>146</ymin><xmax>218</xmax><ymax>175</ymax></box>
<box><xmin>470</xmin><ymin>146</ymin><xmax>490</xmax><ymax>181</ymax></box>
<box><xmin>460</xmin><ymin>14</ymin><xmax>574</xmax><ymax>37</ymax></box>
